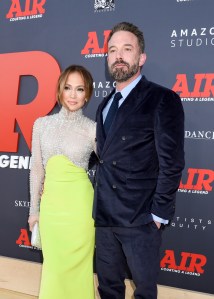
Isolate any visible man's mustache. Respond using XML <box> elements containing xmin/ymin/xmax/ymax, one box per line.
<box><xmin>112</xmin><ymin>60</ymin><xmax>129</xmax><ymax>68</ymax></box>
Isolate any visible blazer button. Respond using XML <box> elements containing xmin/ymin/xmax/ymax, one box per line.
<box><xmin>100</xmin><ymin>160</ymin><xmax>104</xmax><ymax>164</ymax></box>
<box><xmin>112</xmin><ymin>161</ymin><xmax>117</xmax><ymax>165</ymax></box>
<box><xmin>112</xmin><ymin>184</ymin><xmax>117</xmax><ymax>189</ymax></box>
<box><xmin>122</xmin><ymin>136</ymin><xmax>126</xmax><ymax>140</ymax></box>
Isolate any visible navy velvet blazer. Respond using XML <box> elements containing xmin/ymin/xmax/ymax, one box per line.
<box><xmin>93</xmin><ymin>76</ymin><xmax>185</xmax><ymax>227</ymax></box>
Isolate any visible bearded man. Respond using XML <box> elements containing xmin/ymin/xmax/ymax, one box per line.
<box><xmin>93</xmin><ymin>22</ymin><xmax>185</xmax><ymax>299</ymax></box>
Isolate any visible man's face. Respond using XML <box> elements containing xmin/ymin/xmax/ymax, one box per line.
<box><xmin>107</xmin><ymin>30</ymin><xmax>146</xmax><ymax>82</ymax></box>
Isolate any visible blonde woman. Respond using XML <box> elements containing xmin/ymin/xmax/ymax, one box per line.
<box><xmin>28</xmin><ymin>65</ymin><xmax>96</xmax><ymax>299</ymax></box>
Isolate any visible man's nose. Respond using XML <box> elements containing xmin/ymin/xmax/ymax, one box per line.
<box><xmin>115</xmin><ymin>49</ymin><xmax>123</xmax><ymax>59</ymax></box>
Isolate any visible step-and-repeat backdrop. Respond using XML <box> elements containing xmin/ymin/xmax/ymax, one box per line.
<box><xmin>0</xmin><ymin>0</ymin><xmax>213</xmax><ymax>295</ymax></box>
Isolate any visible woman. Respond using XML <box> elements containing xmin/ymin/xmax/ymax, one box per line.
<box><xmin>28</xmin><ymin>65</ymin><xmax>96</xmax><ymax>299</ymax></box>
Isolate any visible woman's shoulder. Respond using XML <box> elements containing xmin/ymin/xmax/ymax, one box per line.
<box><xmin>34</xmin><ymin>113</ymin><xmax>58</xmax><ymax>126</ymax></box>
<box><xmin>82</xmin><ymin>116</ymin><xmax>96</xmax><ymax>139</ymax></box>
<box><xmin>32</xmin><ymin>114</ymin><xmax>58</xmax><ymax>134</ymax></box>
<box><xmin>83</xmin><ymin>115</ymin><xmax>96</xmax><ymax>127</ymax></box>
<box><xmin>83</xmin><ymin>116</ymin><xmax>96</xmax><ymax>132</ymax></box>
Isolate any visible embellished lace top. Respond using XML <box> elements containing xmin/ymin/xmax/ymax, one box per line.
<box><xmin>29</xmin><ymin>106</ymin><xmax>96</xmax><ymax>215</ymax></box>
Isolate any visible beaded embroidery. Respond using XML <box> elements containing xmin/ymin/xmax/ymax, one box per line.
<box><xmin>29</xmin><ymin>107</ymin><xmax>96</xmax><ymax>215</ymax></box>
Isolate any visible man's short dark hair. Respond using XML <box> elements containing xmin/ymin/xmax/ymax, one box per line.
<box><xmin>108</xmin><ymin>22</ymin><xmax>145</xmax><ymax>53</ymax></box>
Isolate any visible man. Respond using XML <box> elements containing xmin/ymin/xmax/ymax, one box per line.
<box><xmin>93</xmin><ymin>22</ymin><xmax>185</xmax><ymax>299</ymax></box>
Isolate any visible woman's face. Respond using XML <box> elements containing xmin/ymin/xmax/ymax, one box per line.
<box><xmin>61</xmin><ymin>72</ymin><xmax>86</xmax><ymax>112</ymax></box>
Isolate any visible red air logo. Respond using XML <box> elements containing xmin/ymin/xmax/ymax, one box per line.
<box><xmin>6</xmin><ymin>0</ymin><xmax>46</xmax><ymax>21</ymax></box>
<box><xmin>0</xmin><ymin>51</ymin><xmax>60</xmax><ymax>152</ymax></box>
<box><xmin>16</xmin><ymin>228</ymin><xmax>40</xmax><ymax>249</ymax></box>
<box><xmin>81</xmin><ymin>30</ymin><xmax>111</xmax><ymax>58</ymax></box>
<box><xmin>178</xmin><ymin>168</ymin><xmax>214</xmax><ymax>194</ymax></box>
<box><xmin>16</xmin><ymin>228</ymin><xmax>31</xmax><ymax>247</ymax></box>
<box><xmin>161</xmin><ymin>250</ymin><xmax>207</xmax><ymax>275</ymax></box>
<box><xmin>172</xmin><ymin>74</ymin><xmax>214</xmax><ymax>102</ymax></box>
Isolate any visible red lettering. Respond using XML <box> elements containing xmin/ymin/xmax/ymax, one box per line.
<box><xmin>31</xmin><ymin>0</ymin><xmax>46</xmax><ymax>15</ymax></box>
<box><xmin>81</xmin><ymin>32</ymin><xmax>101</xmax><ymax>54</ymax></box>
<box><xmin>6</xmin><ymin>0</ymin><xmax>46</xmax><ymax>18</ymax></box>
<box><xmin>161</xmin><ymin>250</ymin><xmax>207</xmax><ymax>273</ymax></box>
<box><xmin>180</xmin><ymin>168</ymin><xmax>214</xmax><ymax>191</ymax></box>
<box><xmin>177</xmin><ymin>252</ymin><xmax>191</xmax><ymax>270</ymax></box>
<box><xmin>100</xmin><ymin>30</ymin><xmax>111</xmax><ymax>53</ymax></box>
<box><xmin>200</xmin><ymin>74</ymin><xmax>214</xmax><ymax>97</ymax></box>
<box><xmin>190</xmin><ymin>74</ymin><xmax>205</xmax><ymax>97</ymax></box>
<box><xmin>186</xmin><ymin>253</ymin><xmax>207</xmax><ymax>274</ymax></box>
<box><xmin>16</xmin><ymin>229</ymin><xmax>31</xmax><ymax>246</ymax></box>
<box><xmin>24</xmin><ymin>0</ymin><xmax>31</xmax><ymax>15</ymax></box>
<box><xmin>160</xmin><ymin>250</ymin><xmax>177</xmax><ymax>269</ymax></box>
<box><xmin>0</xmin><ymin>51</ymin><xmax>60</xmax><ymax>152</ymax></box>
<box><xmin>172</xmin><ymin>74</ymin><xmax>190</xmax><ymax>97</ymax></box>
<box><xmin>173</xmin><ymin>73</ymin><xmax>214</xmax><ymax>97</ymax></box>
<box><xmin>81</xmin><ymin>30</ymin><xmax>111</xmax><ymax>54</ymax></box>
<box><xmin>6</xmin><ymin>0</ymin><xmax>23</xmax><ymax>18</ymax></box>
<box><xmin>195</xmin><ymin>169</ymin><xmax>214</xmax><ymax>191</ymax></box>
<box><xmin>179</xmin><ymin>168</ymin><xmax>198</xmax><ymax>189</ymax></box>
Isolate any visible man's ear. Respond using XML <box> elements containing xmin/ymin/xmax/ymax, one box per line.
<box><xmin>139</xmin><ymin>53</ymin><xmax>147</xmax><ymax>67</ymax></box>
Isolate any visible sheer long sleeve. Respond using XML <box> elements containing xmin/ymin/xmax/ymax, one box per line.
<box><xmin>29</xmin><ymin>118</ymin><xmax>45</xmax><ymax>216</ymax></box>
<box><xmin>29</xmin><ymin>108</ymin><xmax>96</xmax><ymax>216</ymax></box>
<box><xmin>89</xmin><ymin>121</ymin><xmax>97</xmax><ymax>153</ymax></box>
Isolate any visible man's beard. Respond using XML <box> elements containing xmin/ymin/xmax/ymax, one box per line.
<box><xmin>108</xmin><ymin>59</ymin><xmax>140</xmax><ymax>82</ymax></box>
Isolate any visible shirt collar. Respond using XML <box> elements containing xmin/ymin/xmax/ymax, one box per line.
<box><xmin>116</xmin><ymin>74</ymin><xmax>142</xmax><ymax>100</ymax></box>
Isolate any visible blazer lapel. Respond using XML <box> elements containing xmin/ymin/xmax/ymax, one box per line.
<box><xmin>96</xmin><ymin>89</ymin><xmax>115</xmax><ymax>156</ymax></box>
<box><xmin>101</xmin><ymin>76</ymin><xmax>150</xmax><ymax>155</ymax></box>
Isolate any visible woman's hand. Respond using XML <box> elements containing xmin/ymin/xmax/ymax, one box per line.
<box><xmin>28</xmin><ymin>215</ymin><xmax>39</xmax><ymax>232</ymax></box>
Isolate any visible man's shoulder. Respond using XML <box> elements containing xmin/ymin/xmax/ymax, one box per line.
<box><xmin>140</xmin><ymin>76</ymin><xmax>179</xmax><ymax>98</ymax></box>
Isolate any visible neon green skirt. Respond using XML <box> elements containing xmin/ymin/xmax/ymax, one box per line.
<box><xmin>39</xmin><ymin>155</ymin><xmax>95</xmax><ymax>299</ymax></box>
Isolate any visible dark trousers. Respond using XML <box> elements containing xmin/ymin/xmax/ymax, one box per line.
<box><xmin>96</xmin><ymin>223</ymin><xmax>162</xmax><ymax>299</ymax></box>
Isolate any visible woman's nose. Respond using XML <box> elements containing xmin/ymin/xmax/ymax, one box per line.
<box><xmin>69</xmin><ymin>90</ymin><xmax>76</xmax><ymax>98</ymax></box>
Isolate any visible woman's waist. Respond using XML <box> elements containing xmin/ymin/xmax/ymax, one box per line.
<box><xmin>44</xmin><ymin>173</ymin><xmax>91</xmax><ymax>185</ymax></box>
<box><xmin>45</xmin><ymin>155</ymin><xmax>88</xmax><ymax>176</ymax></box>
